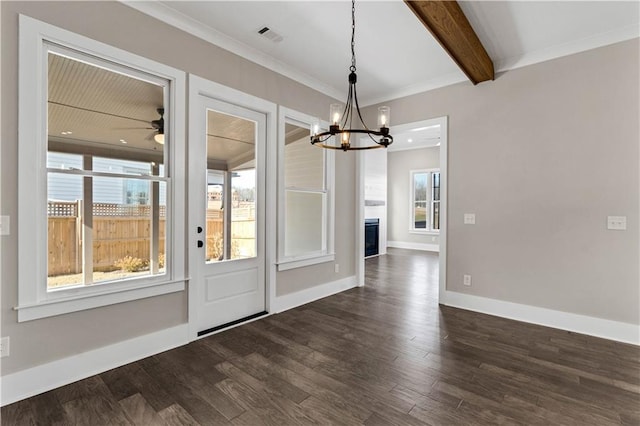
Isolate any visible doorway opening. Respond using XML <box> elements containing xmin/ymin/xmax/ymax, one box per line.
<box><xmin>357</xmin><ymin>116</ymin><xmax>448</xmax><ymax>304</ymax></box>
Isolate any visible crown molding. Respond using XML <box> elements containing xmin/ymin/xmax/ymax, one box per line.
<box><xmin>120</xmin><ymin>0</ymin><xmax>343</xmax><ymax>101</ymax></box>
<box><xmin>495</xmin><ymin>24</ymin><xmax>640</xmax><ymax>73</ymax></box>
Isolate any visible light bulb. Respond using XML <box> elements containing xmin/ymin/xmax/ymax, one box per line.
<box><xmin>330</xmin><ymin>103</ymin><xmax>343</xmax><ymax>126</ymax></box>
<box><xmin>311</xmin><ymin>118</ymin><xmax>320</xmax><ymax>137</ymax></box>
<box><xmin>154</xmin><ymin>133</ymin><xmax>165</xmax><ymax>144</ymax></box>
<box><xmin>378</xmin><ymin>106</ymin><xmax>390</xmax><ymax>128</ymax></box>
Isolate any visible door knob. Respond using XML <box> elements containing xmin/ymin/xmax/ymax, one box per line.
<box><xmin>197</xmin><ymin>226</ymin><xmax>203</xmax><ymax>233</ymax></box>
<box><xmin>197</xmin><ymin>240</ymin><xmax>203</xmax><ymax>248</ymax></box>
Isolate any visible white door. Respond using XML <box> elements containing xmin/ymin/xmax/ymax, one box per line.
<box><xmin>189</xmin><ymin>95</ymin><xmax>266</xmax><ymax>336</ymax></box>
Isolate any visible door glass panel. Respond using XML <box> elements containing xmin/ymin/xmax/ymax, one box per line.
<box><xmin>205</xmin><ymin>109</ymin><xmax>257</xmax><ymax>263</ymax></box>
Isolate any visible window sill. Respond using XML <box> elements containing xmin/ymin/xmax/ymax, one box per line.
<box><xmin>15</xmin><ymin>279</ymin><xmax>186</xmax><ymax>322</ymax></box>
<box><xmin>277</xmin><ymin>254</ymin><xmax>335</xmax><ymax>271</ymax></box>
<box><xmin>409</xmin><ymin>230</ymin><xmax>440</xmax><ymax>236</ymax></box>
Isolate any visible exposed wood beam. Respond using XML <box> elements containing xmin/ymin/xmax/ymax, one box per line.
<box><xmin>405</xmin><ymin>0</ymin><xmax>494</xmax><ymax>84</ymax></box>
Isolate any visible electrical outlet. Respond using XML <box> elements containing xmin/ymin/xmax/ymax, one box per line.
<box><xmin>0</xmin><ymin>337</ymin><xmax>9</xmax><ymax>358</ymax></box>
<box><xmin>334</xmin><ymin>263</ymin><xmax>340</xmax><ymax>273</ymax></box>
<box><xmin>463</xmin><ymin>275</ymin><xmax>472</xmax><ymax>286</ymax></box>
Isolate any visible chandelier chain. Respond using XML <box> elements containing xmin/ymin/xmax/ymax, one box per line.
<box><xmin>350</xmin><ymin>0</ymin><xmax>356</xmax><ymax>72</ymax></box>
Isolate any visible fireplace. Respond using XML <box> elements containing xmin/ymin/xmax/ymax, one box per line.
<box><xmin>365</xmin><ymin>218</ymin><xmax>379</xmax><ymax>257</ymax></box>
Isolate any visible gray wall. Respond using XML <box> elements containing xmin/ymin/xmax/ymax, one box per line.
<box><xmin>367</xmin><ymin>39</ymin><xmax>639</xmax><ymax>325</ymax></box>
<box><xmin>387</xmin><ymin>147</ymin><xmax>440</xmax><ymax>246</ymax></box>
<box><xmin>1</xmin><ymin>1</ymin><xmax>354</xmax><ymax>375</ymax></box>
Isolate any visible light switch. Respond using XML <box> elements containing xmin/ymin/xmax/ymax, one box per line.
<box><xmin>464</xmin><ymin>213</ymin><xmax>476</xmax><ymax>225</ymax></box>
<box><xmin>607</xmin><ymin>216</ymin><xmax>626</xmax><ymax>230</ymax></box>
<box><xmin>0</xmin><ymin>216</ymin><xmax>9</xmax><ymax>236</ymax></box>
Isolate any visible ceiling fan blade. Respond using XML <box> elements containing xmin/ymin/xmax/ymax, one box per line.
<box><xmin>113</xmin><ymin>126</ymin><xmax>154</xmax><ymax>130</ymax></box>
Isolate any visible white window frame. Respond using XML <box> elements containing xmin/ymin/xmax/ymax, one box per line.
<box><xmin>409</xmin><ymin>168</ymin><xmax>440</xmax><ymax>235</ymax></box>
<box><xmin>276</xmin><ymin>107</ymin><xmax>335</xmax><ymax>271</ymax></box>
<box><xmin>17</xmin><ymin>15</ymin><xmax>186</xmax><ymax>321</ymax></box>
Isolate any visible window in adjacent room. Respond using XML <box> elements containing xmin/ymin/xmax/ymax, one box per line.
<box><xmin>410</xmin><ymin>169</ymin><xmax>440</xmax><ymax>232</ymax></box>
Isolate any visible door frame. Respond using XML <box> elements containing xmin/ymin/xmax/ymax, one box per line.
<box><xmin>356</xmin><ymin>116</ymin><xmax>448</xmax><ymax>304</ymax></box>
<box><xmin>187</xmin><ymin>74</ymin><xmax>277</xmax><ymax>340</ymax></box>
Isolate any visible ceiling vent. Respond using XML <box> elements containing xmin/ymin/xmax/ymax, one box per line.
<box><xmin>257</xmin><ymin>27</ymin><xmax>283</xmax><ymax>43</ymax></box>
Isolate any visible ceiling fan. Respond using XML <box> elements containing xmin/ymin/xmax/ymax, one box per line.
<box><xmin>150</xmin><ymin>108</ymin><xmax>164</xmax><ymax>145</ymax></box>
<box><xmin>111</xmin><ymin>107</ymin><xmax>164</xmax><ymax>144</ymax></box>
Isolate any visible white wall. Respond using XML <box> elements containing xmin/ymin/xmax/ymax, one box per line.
<box><xmin>387</xmin><ymin>147</ymin><xmax>440</xmax><ymax>250</ymax></box>
<box><xmin>364</xmin><ymin>148</ymin><xmax>387</xmax><ymax>255</ymax></box>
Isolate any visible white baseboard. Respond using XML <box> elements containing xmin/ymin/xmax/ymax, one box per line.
<box><xmin>1</xmin><ymin>324</ymin><xmax>189</xmax><ymax>407</ymax></box>
<box><xmin>274</xmin><ymin>275</ymin><xmax>358</xmax><ymax>313</ymax></box>
<box><xmin>388</xmin><ymin>241</ymin><xmax>439</xmax><ymax>252</ymax></box>
<box><xmin>443</xmin><ymin>291</ymin><xmax>640</xmax><ymax>346</ymax></box>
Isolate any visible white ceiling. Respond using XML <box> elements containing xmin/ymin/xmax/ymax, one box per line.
<box><xmin>125</xmin><ymin>1</ymin><xmax>639</xmax><ymax>106</ymax></box>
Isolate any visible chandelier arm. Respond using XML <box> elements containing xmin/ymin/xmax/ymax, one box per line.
<box><xmin>340</xmin><ymin>83</ymin><xmax>354</xmax><ymax>129</ymax></box>
<box><xmin>351</xmin><ymin>80</ymin><xmax>371</xmax><ymax>132</ymax></box>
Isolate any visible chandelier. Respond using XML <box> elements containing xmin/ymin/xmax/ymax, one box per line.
<box><xmin>310</xmin><ymin>0</ymin><xmax>393</xmax><ymax>151</ymax></box>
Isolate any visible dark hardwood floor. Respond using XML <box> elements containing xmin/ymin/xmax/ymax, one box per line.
<box><xmin>3</xmin><ymin>248</ymin><xmax>639</xmax><ymax>425</ymax></box>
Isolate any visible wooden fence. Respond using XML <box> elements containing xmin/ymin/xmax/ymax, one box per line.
<box><xmin>48</xmin><ymin>201</ymin><xmax>255</xmax><ymax>276</ymax></box>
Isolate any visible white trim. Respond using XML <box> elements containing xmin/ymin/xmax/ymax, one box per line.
<box><xmin>0</xmin><ymin>324</ymin><xmax>190</xmax><ymax>407</ymax></box>
<box><xmin>277</xmin><ymin>254</ymin><xmax>335</xmax><ymax>272</ymax></box>
<box><xmin>120</xmin><ymin>1</ymin><xmax>343</xmax><ymax>102</ymax></box>
<box><xmin>387</xmin><ymin>241</ymin><xmax>439</xmax><ymax>253</ymax></box>
<box><xmin>356</xmin><ymin>150</ymin><xmax>365</xmax><ymax>287</ymax></box>
<box><xmin>409</xmin><ymin>230</ymin><xmax>439</xmax><ymax>236</ymax></box>
<box><xmin>443</xmin><ymin>291</ymin><xmax>640</xmax><ymax>346</ymax></box>
<box><xmin>273</xmin><ymin>275</ymin><xmax>357</xmax><ymax>313</ymax></box>
<box><xmin>16</xmin><ymin>281</ymin><xmax>185</xmax><ymax>322</ymax></box>
<box><xmin>17</xmin><ymin>15</ymin><xmax>187</xmax><ymax>321</ymax></box>
<box><xmin>495</xmin><ymin>24</ymin><xmax>640</xmax><ymax>74</ymax></box>
<box><xmin>438</xmin><ymin>117</ymin><xmax>448</xmax><ymax>304</ymax></box>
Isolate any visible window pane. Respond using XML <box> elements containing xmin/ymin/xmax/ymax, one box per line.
<box><xmin>231</xmin><ymin>169</ymin><xmax>256</xmax><ymax>260</ymax></box>
<box><xmin>432</xmin><ymin>172</ymin><xmax>440</xmax><ymax>201</ymax></box>
<box><xmin>93</xmin><ymin>176</ymin><xmax>166</xmax><ymax>284</ymax></box>
<box><xmin>432</xmin><ymin>201</ymin><xmax>440</xmax><ymax>230</ymax></box>
<box><xmin>206</xmin><ymin>170</ymin><xmax>225</xmax><ymax>262</ymax></box>
<box><xmin>47</xmin><ymin>173</ymin><xmax>166</xmax><ymax>290</ymax></box>
<box><xmin>47</xmin><ymin>173</ymin><xmax>83</xmax><ymax>289</ymax></box>
<box><xmin>413</xmin><ymin>173</ymin><xmax>427</xmax><ymax>201</ymax></box>
<box><xmin>285</xmin><ymin>190</ymin><xmax>325</xmax><ymax>257</ymax></box>
<box><xmin>205</xmin><ymin>109</ymin><xmax>257</xmax><ymax>262</ymax></box>
<box><xmin>414</xmin><ymin>202</ymin><xmax>427</xmax><ymax>229</ymax></box>
<box><xmin>93</xmin><ymin>157</ymin><xmax>152</xmax><ymax>176</ymax></box>
<box><xmin>284</xmin><ymin>123</ymin><xmax>322</xmax><ymax>190</ymax></box>
<box><xmin>48</xmin><ymin>52</ymin><xmax>165</xmax><ymax>173</ymax></box>
<box><xmin>47</xmin><ymin>151</ymin><xmax>83</xmax><ymax>171</ymax></box>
